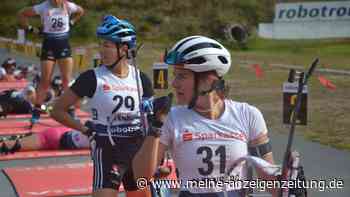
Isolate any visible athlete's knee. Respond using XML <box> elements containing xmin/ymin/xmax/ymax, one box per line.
<box><xmin>92</xmin><ymin>188</ymin><xmax>117</xmax><ymax>197</ymax></box>
<box><xmin>126</xmin><ymin>188</ymin><xmax>151</xmax><ymax>197</ymax></box>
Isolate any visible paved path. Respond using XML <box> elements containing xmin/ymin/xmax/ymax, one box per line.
<box><xmin>0</xmin><ymin>49</ymin><xmax>348</xmax><ymax>197</ymax></box>
<box><xmin>270</xmin><ymin>130</ymin><xmax>350</xmax><ymax>197</ymax></box>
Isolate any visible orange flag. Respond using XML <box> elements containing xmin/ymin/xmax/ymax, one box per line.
<box><xmin>251</xmin><ymin>64</ymin><xmax>264</xmax><ymax>78</ymax></box>
<box><xmin>318</xmin><ymin>75</ymin><xmax>336</xmax><ymax>90</ymax></box>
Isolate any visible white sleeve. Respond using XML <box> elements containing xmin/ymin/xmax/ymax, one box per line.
<box><xmin>66</xmin><ymin>2</ymin><xmax>79</xmax><ymax>15</ymax></box>
<box><xmin>159</xmin><ymin>113</ymin><xmax>174</xmax><ymax>147</ymax></box>
<box><xmin>33</xmin><ymin>3</ymin><xmax>45</xmax><ymax>15</ymax></box>
<box><xmin>0</xmin><ymin>68</ymin><xmax>6</xmax><ymax>78</ymax></box>
<box><xmin>247</xmin><ymin>105</ymin><xmax>268</xmax><ymax>141</ymax></box>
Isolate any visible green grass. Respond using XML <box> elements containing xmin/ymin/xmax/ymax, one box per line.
<box><xmin>233</xmin><ymin>37</ymin><xmax>350</xmax><ymax>70</ymax></box>
<box><xmin>227</xmin><ymin>65</ymin><xmax>350</xmax><ymax>151</ymax></box>
<box><xmin>2</xmin><ymin>36</ymin><xmax>350</xmax><ymax>151</ymax></box>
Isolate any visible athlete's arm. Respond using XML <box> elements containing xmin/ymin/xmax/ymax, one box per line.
<box><xmin>51</xmin><ymin>70</ymin><xmax>96</xmax><ymax>134</ymax></box>
<box><xmin>69</xmin><ymin>5</ymin><xmax>84</xmax><ymax>25</ymax></box>
<box><xmin>132</xmin><ymin>71</ymin><xmax>158</xmax><ymax>179</ymax></box>
<box><xmin>132</xmin><ymin>138</ymin><xmax>167</xmax><ymax>180</ymax></box>
<box><xmin>247</xmin><ymin>105</ymin><xmax>277</xmax><ymax>196</ymax></box>
<box><xmin>51</xmin><ymin>89</ymin><xmax>87</xmax><ymax>132</ymax></box>
<box><xmin>140</xmin><ymin>71</ymin><xmax>155</xmax><ymax>98</ymax></box>
<box><xmin>0</xmin><ymin>68</ymin><xmax>6</xmax><ymax>80</ymax></box>
<box><xmin>249</xmin><ymin>134</ymin><xmax>278</xmax><ymax>197</ymax></box>
<box><xmin>246</xmin><ymin>105</ymin><xmax>274</xmax><ymax>163</ymax></box>
<box><xmin>17</xmin><ymin>7</ymin><xmax>37</xmax><ymax>30</ymax></box>
<box><xmin>248</xmin><ymin>133</ymin><xmax>274</xmax><ymax>163</ymax></box>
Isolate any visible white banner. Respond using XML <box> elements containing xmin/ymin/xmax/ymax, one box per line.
<box><xmin>259</xmin><ymin>20</ymin><xmax>350</xmax><ymax>39</ymax></box>
<box><xmin>259</xmin><ymin>1</ymin><xmax>350</xmax><ymax>39</ymax></box>
<box><xmin>275</xmin><ymin>1</ymin><xmax>350</xmax><ymax>22</ymax></box>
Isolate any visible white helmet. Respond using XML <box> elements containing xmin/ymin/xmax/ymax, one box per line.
<box><xmin>164</xmin><ymin>35</ymin><xmax>231</xmax><ymax>77</ymax></box>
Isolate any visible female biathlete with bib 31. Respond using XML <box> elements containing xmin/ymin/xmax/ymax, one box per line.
<box><xmin>133</xmin><ymin>36</ymin><xmax>278</xmax><ymax>197</ymax></box>
<box><xmin>17</xmin><ymin>0</ymin><xmax>84</xmax><ymax>107</ymax></box>
<box><xmin>51</xmin><ymin>15</ymin><xmax>172</xmax><ymax>197</ymax></box>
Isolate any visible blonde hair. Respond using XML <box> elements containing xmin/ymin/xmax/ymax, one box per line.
<box><xmin>196</xmin><ymin>71</ymin><xmax>229</xmax><ymax>98</ymax></box>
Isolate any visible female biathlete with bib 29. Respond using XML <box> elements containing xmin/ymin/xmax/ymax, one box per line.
<box><xmin>51</xmin><ymin>15</ymin><xmax>172</xmax><ymax>197</ymax></box>
<box><xmin>133</xmin><ymin>36</ymin><xmax>277</xmax><ymax>197</ymax></box>
<box><xmin>18</xmin><ymin>0</ymin><xmax>84</xmax><ymax>106</ymax></box>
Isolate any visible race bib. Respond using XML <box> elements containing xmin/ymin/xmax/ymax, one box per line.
<box><xmin>44</xmin><ymin>9</ymin><xmax>69</xmax><ymax>33</ymax></box>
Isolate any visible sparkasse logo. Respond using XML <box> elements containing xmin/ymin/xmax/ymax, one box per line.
<box><xmin>103</xmin><ymin>84</ymin><xmax>111</xmax><ymax>92</ymax></box>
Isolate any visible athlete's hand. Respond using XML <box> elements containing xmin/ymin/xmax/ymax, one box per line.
<box><xmin>147</xmin><ymin>93</ymin><xmax>173</xmax><ymax>137</ymax></box>
<box><xmin>30</xmin><ymin>108</ymin><xmax>41</xmax><ymax>125</ymax></box>
<box><xmin>83</xmin><ymin>121</ymin><xmax>97</xmax><ymax>138</ymax></box>
<box><xmin>154</xmin><ymin>166</ymin><xmax>172</xmax><ymax>178</ymax></box>
<box><xmin>26</xmin><ymin>25</ymin><xmax>42</xmax><ymax>35</ymax></box>
<box><xmin>69</xmin><ymin>20</ymin><xmax>75</xmax><ymax>27</ymax></box>
<box><xmin>83</xmin><ymin>121</ymin><xmax>97</xmax><ymax>152</ymax></box>
<box><xmin>154</xmin><ymin>93</ymin><xmax>173</xmax><ymax>122</ymax></box>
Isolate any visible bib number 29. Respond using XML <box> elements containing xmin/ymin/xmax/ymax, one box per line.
<box><xmin>197</xmin><ymin>145</ymin><xmax>226</xmax><ymax>176</ymax></box>
<box><xmin>112</xmin><ymin>94</ymin><xmax>135</xmax><ymax>113</ymax></box>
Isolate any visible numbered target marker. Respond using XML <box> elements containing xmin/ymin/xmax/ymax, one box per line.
<box><xmin>153</xmin><ymin>62</ymin><xmax>168</xmax><ymax>89</ymax></box>
<box><xmin>283</xmin><ymin>82</ymin><xmax>308</xmax><ymax>125</ymax></box>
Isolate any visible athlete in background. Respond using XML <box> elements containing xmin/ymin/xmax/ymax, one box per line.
<box><xmin>0</xmin><ymin>58</ymin><xmax>17</xmax><ymax>82</ymax></box>
<box><xmin>18</xmin><ymin>0</ymin><xmax>84</xmax><ymax>106</ymax></box>
<box><xmin>0</xmin><ymin>127</ymin><xmax>89</xmax><ymax>155</ymax></box>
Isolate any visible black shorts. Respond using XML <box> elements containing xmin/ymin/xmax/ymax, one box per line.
<box><xmin>41</xmin><ymin>37</ymin><xmax>72</xmax><ymax>61</ymax></box>
<box><xmin>0</xmin><ymin>90</ymin><xmax>32</xmax><ymax>115</ymax></box>
<box><xmin>91</xmin><ymin>136</ymin><xmax>144</xmax><ymax>191</ymax></box>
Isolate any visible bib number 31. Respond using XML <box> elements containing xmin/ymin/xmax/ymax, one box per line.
<box><xmin>197</xmin><ymin>145</ymin><xmax>226</xmax><ymax>176</ymax></box>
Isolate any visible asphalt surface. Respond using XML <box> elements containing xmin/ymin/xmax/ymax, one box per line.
<box><xmin>270</xmin><ymin>130</ymin><xmax>350</xmax><ymax>197</ymax></box>
<box><xmin>0</xmin><ymin>49</ymin><xmax>349</xmax><ymax>197</ymax></box>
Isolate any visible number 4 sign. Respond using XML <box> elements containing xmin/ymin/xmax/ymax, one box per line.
<box><xmin>153</xmin><ymin>62</ymin><xmax>168</xmax><ymax>89</ymax></box>
<box><xmin>282</xmin><ymin>82</ymin><xmax>308</xmax><ymax>125</ymax></box>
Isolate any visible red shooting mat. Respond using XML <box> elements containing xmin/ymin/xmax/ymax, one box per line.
<box><xmin>0</xmin><ymin>119</ymin><xmax>61</xmax><ymax>135</ymax></box>
<box><xmin>3</xmin><ymin>160</ymin><xmax>178</xmax><ymax>197</ymax></box>
<box><xmin>0</xmin><ymin>149</ymin><xmax>89</xmax><ymax>161</ymax></box>
<box><xmin>0</xmin><ymin>81</ymin><xmax>28</xmax><ymax>91</ymax></box>
<box><xmin>5</xmin><ymin>109</ymin><xmax>90</xmax><ymax>120</ymax></box>
<box><xmin>3</xmin><ymin>162</ymin><xmax>94</xmax><ymax>197</ymax></box>
<box><xmin>3</xmin><ymin>162</ymin><xmax>128</xmax><ymax>197</ymax></box>
<box><xmin>0</xmin><ymin>117</ymin><xmax>89</xmax><ymax>135</ymax></box>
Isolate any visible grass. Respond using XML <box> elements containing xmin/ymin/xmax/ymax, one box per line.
<box><xmin>228</xmin><ymin>64</ymin><xmax>350</xmax><ymax>151</ymax></box>
<box><xmin>233</xmin><ymin>37</ymin><xmax>350</xmax><ymax>70</ymax></box>
<box><xmin>2</xmin><ymin>37</ymin><xmax>349</xmax><ymax>151</ymax></box>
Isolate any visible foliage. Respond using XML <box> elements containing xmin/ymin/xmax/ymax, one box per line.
<box><xmin>0</xmin><ymin>0</ymin><xmax>275</xmax><ymax>43</ymax></box>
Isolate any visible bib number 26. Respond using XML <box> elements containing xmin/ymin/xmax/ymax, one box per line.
<box><xmin>51</xmin><ymin>17</ymin><xmax>64</xmax><ymax>29</ymax></box>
